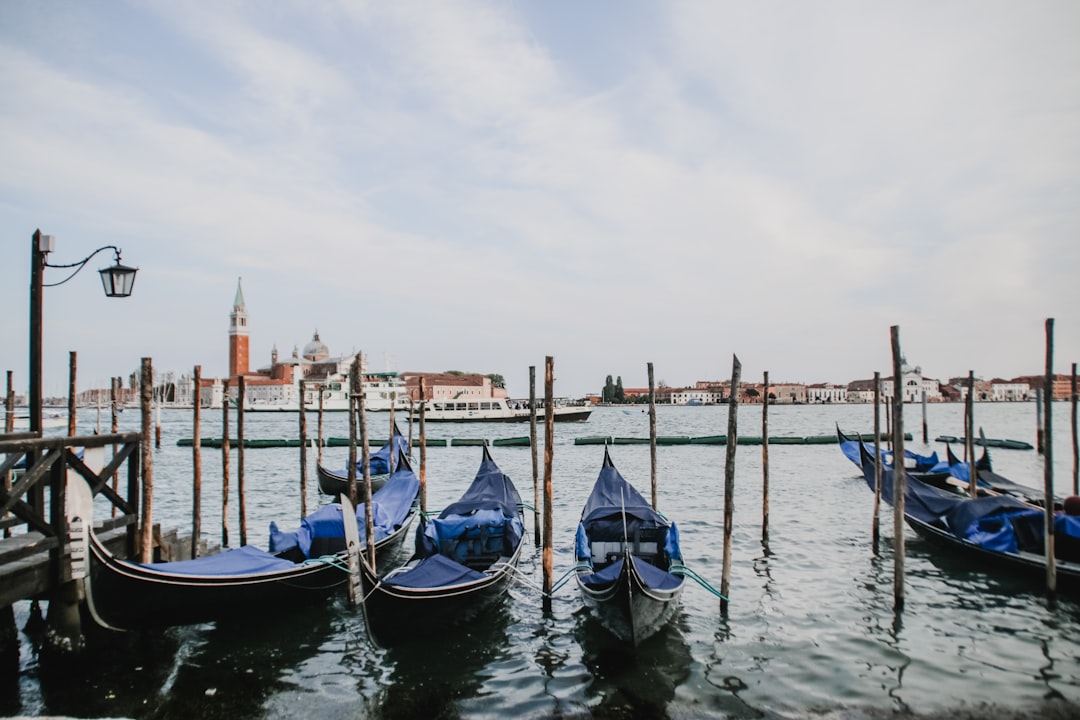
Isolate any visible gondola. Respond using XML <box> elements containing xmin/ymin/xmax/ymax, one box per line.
<box><xmin>358</xmin><ymin>445</ymin><xmax>525</xmax><ymax>646</ymax></box>
<box><xmin>82</xmin><ymin>458</ymin><xmax>421</xmax><ymax>630</ymax></box>
<box><xmin>838</xmin><ymin>424</ymin><xmax>991</xmax><ymax>492</ymax></box>
<box><xmin>574</xmin><ymin>448</ymin><xmax>684</xmax><ymax>645</ymax></box>
<box><xmin>316</xmin><ymin>423</ymin><xmax>411</xmax><ymax>497</ymax></box>
<box><xmin>859</xmin><ymin>452</ymin><xmax>1080</xmax><ymax>593</ymax></box>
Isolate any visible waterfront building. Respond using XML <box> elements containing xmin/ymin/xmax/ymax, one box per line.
<box><xmin>806</xmin><ymin>383</ymin><xmax>848</xmax><ymax>404</ymax></box>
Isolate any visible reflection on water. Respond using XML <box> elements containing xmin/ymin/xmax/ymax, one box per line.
<box><xmin>9</xmin><ymin>404</ymin><xmax>1080</xmax><ymax>718</ymax></box>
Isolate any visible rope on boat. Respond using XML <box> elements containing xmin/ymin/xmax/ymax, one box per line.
<box><xmin>304</xmin><ymin>555</ymin><xmax>351</xmax><ymax>572</ymax></box>
<box><xmin>504</xmin><ymin>564</ymin><xmax>550</xmax><ymax>595</ymax></box>
<box><xmin>670</xmin><ymin>562</ymin><xmax>728</xmax><ymax>602</ymax></box>
<box><xmin>547</xmin><ymin>563</ymin><xmax>591</xmax><ymax>595</ymax></box>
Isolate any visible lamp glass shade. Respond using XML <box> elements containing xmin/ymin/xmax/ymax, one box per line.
<box><xmin>98</xmin><ymin>263</ymin><xmax>137</xmax><ymax>297</ymax></box>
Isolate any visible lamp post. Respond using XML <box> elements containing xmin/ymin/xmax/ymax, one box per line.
<box><xmin>28</xmin><ymin>228</ymin><xmax>138</xmax><ymax>434</ymax></box>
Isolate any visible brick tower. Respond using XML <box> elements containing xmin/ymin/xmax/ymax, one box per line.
<box><xmin>228</xmin><ymin>277</ymin><xmax>249</xmax><ymax>378</ymax></box>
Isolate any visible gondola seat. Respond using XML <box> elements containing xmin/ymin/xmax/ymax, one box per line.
<box><xmin>424</xmin><ymin>508</ymin><xmax>523</xmax><ymax>571</ymax></box>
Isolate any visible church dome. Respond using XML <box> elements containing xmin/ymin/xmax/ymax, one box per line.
<box><xmin>302</xmin><ymin>331</ymin><xmax>330</xmax><ymax>361</ymax></box>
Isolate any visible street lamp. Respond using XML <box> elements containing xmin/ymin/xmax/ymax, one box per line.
<box><xmin>29</xmin><ymin>228</ymin><xmax>138</xmax><ymax>433</ymax></box>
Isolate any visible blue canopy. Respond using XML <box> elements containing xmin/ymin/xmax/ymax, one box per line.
<box><xmin>577</xmin><ymin>556</ymin><xmax>683</xmax><ymax>591</ymax></box>
<box><xmin>581</xmin><ymin>451</ymin><xmax>668</xmax><ymax>528</ymax></box>
<box><xmin>269</xmin><ymin>460</ymin><xmax>419</xmax><ymax>558</ymax></box>
<box><xmin>144</xmin><ymin>544</ymin><xmax>296</xmax><ymax>576</ymax></box>
<box><xmin>384</xmin><ymin>553</ymin><xmax>486</xmax><ymax>589</ymax></box>
<box><xmin>331</xmin><ymin>424</ymin><xmax>410</xmax><ymax>477</ymax></box>
<box><xmin>439</xmin><ymin>446</ymin><xmax>522</xmax><ymax>519</ymax></box>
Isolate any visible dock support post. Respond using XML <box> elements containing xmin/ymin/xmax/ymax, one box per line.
<box><xmin>967</xmin><ymin>372</ymin><xmax>977</xmax><ymax>498</ymax></box>
<box><xmin>921</xmin><ymin>389</ymin><xmax>928</xmax><ymax>444</ymax></box>
<box><xmin>67</xmin><ymin>351</ymin><xmax>77</xmax><ymax>436</ymax></box>
<box><xmin>1071</xmin><ymin>362</ymin><xmax>1077</xmax><ymax>496</ymax></box>
<box><xmin>237</xmin><ymin>375</ymin><xmax>247</xmax><ymax>547</ymax></box>
<box><xmin>419</xmin><ymin>377</ymin><xmax>427</xmax><ymax>514</ymax></box>
<box><xmin>872</xmin><ymin>372</ymin><xmax>882</xmax><ymax>552</ymax></box>
<box><xmin>44</xmin><ymin>577</ymin><xmax>83</xmax><ymax>656</ymax></box>
<box><xmin>1</xmin><ymin>604</ymin><xmax>16</xmax><ymax>674</ymax></box>
<box><xmin>221</xmin><ymin>380</ymin><xmax>230</xmax><ymax>547</ymax></box>
<box><xmin>140</xmin><ymin>357</ymin><xmax>154</xmax><ymax>562</ymax></box>
<box><xmin>299</xmin><ymin>379</ymin><xmax>308</xmax><ymax>519</ymax></box>
<box><xmin>1037</xmin><ymin>388</ymin><xmax>1045</xmax><ymax>454</ymax></box>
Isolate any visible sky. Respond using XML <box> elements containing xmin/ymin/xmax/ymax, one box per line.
<box><xmin>1</xmin><ymin>1</ymin><xmax>1078</xmax><ymax>400</ymax></box>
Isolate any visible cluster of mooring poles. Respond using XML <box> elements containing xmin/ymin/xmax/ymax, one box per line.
<box><xmin>868</xmin><ymin>319</ymin><xmax>1075</xmax><ymax>609</ymax></box>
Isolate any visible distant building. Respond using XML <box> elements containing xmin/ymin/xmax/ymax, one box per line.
<box><xmin>807</xmin><ymin>383</ymin><xmax>847</xmax><ymax>404</ymax></box>
<box><xmin>402</xmin><ymin>372</ymin><xmax>507</xmax><ymax>402</ymax></box>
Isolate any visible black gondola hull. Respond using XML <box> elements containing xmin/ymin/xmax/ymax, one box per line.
<box><xmin>86</xmin><ymin>509</ymin><xmax>416</xmax><ymax>631</ymax></box>
<box><xmin>315</xmin><ymin>463</ymin><xmax>389</xmax><ymax>497</ymax></box>
<box><xmin>577</xmin><ymin>554</ymin><xmax>684</xmax><ymax>646</ymax></box>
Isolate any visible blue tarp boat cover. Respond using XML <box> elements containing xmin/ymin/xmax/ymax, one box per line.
<box><xmin>269</xmin><ymin>463</ymin><xmax>419</xmax><ymax>558</ymax></box>
<box><xmin>332</xmin><ymin>425</ymin><xmax>411</xmax><ymax>476</ymax></box>
<box><xmin>839</xmin><ymin>436</ymin><xmax>943</xmax><ymax>474</ymax></box>
<box><xmin>578</xmin><ymin>555</ymin><xmax>684</xmax><ymax>591</ymax></box>
<box><xmin>384</xmin><ymin>553</ymin><xmax>486</xmax><ymax>589</ymax></box>
<box><xmin>578</xmin><ymin>452</ymin><xmax>683</xmax><ymax>566</ymax></box>
<box><xmin>144</xmin><ymin>544</ymin><xmax>297</xmax><ymax>576</ymax></box>
<box><xmin>389</xmin><ymin>449</ymin><xmax>523</xmax><ymax>589</ymax></box>
<box><xmin>867</xmin><ymin>464</ymin><xmax>1080</xmax><ymax>555</ymax></box>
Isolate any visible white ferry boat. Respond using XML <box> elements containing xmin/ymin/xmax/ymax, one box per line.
<box><xmin>243</xmin><ymin>371</ymin><xmax>412</xmax><ymax>412</ymax></box>
<box><xmin>412</xmin><ymin>397</ymin><xmax>592</xmax><ymax>423</ymax></box>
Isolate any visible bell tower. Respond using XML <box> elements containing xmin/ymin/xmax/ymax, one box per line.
<box><xmin>229</xmin><ymin>277</ymin><xmax>249</xmax><ymax>378</ymax></box>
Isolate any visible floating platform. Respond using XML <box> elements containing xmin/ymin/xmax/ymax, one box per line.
<box><xmin>935</xmin><ymin>435</ymin><xmax>1033</xmax><ymax>450</ymax></box>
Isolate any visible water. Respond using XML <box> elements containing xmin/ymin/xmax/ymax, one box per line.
<box><xmin>7</xmin><ymin>402</ymin><xmax>1080</xmax><ymax>719</ymax></box>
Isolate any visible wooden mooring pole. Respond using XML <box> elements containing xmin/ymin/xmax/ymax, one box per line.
<box><xmin>530</xmin><ymin>366</ymin><xmax>540</xmax><ymax>546</ymax></box>
<box><xmin>967</xmin><ymin>371</ymin><xmax>977</xmax><ymax>499</ymax></box>
<box><xmin>419</xmin><ymin>377</ymin><xmax>427</xmax><ymax>514</ymax></box>
<box><xmin>317</xmin><ymin>389</ymin><xmax>325</xmax><ymax>465</ymax></box>
<box><xmin>67</xmin><ymin>351</ymin><xmax>76</xmax><ymax>436</ymax></box>
<box><xmin>299</xmin><ymin>379</ymin><xmax>308</xmax><ymax>518</ymax></box>
<box><xmin>358</xmin><ymin>354</ymin><xmax>375</xmax><ymax>569</ymax></box>
<box><xmin>3</xmin><ymin>371</ymin><xmax>12</xmax><ymax>539</ymax></box>
<box><xmin>140</xmin><ymin>357</ymin><xmax>154</xmax><ymax>562</ymax></box>
<box><xmin>762</xmin><ymin>370</ymin><xmax>770</xmax><ymax>544</ymax></box>
<box><xmin>921</xmin><ymin>389</ymin><xmax>928</xmax><ymax>444</ymax></box>
<box><xmin>111</xmin><ymin>377</ymin><xmax>120</xmax><ymax>517</ymax></box>
<box><xmin>721</xmin><ymin>354</ymin><xmax>740</xmax><ymax>615</ymax></box>
<box><xmin>1044</xmin><ymin>318</ymin><xmax>1057</xmax><ymax>595</ymax></box>
<box><xmin>237</xmin><ymin>375</ymin><xmax>247</xmax><ymax>546</ymax></box>
<box><xmin>542</xmin><ymin>356</ymin><xmax>554</xmax><ymax>613</ymax></box>
<box><xmin>1037</xmin><ymin>388</ymin><xmax>1045</xmax><ymax>455</ymax></box>
<box><xmin>1071</xmin><ymin>362</ymin><xmax>1077</xmax><ymax>496</ymax></box>
<box><xmin>221</xmin><ymin>380</ymin><xmax>230</xmax><ymax>547</ymax></box>
<box><xmin>890</xmin><ymin>327</ymin><xmax>906</xmax><ymax>612</ymax></box>
<box><xmin>648</xmin><ymin>362</ymin><xmax>658</xmax><ymax>510</ymax></box>
<box><xmin>192</xmin><ymin>365</ymin><xmax>202</xmax><ymax>559</ymax></box>
<box><xmin>872</xmin><ymin>371</ymin><xmax>882</xmax><ymax>552</ymax></box>
<box><xmin>348</xmin><ymin>356</ymin><xmax>360</xmax><ymax>508</ymax></box>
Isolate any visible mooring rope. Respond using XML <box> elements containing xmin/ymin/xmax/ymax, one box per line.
<box><xmin>305</xmin><ymin>554</ymin><xmax>351</xmax><ymax>572</ymax></box>
<box><xmin>670</xmin><ymin>562</ymin><xmax>728</xmax><ymax>601</ymax></box>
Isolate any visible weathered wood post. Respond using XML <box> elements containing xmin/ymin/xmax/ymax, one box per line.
<box><xmin>648</xmin><ymin>362</ymin><xmax>658</xmax><ymax>510</ymax></box>
<box><xmin>419</xmin><ymin>377</ymin><xmax>428</xmax><ymax>514</ymax></box>
<box><xmin>155</xmin><ymin>385</ymin><xmax>162</xmax><ymax>449</ymax></box>
<box><xmin>67</xmin><ymin>351</ymin><xmax>77</xmax><ymax>436</ymax></box>
<box><xmin>408</xmin><ymin>398</ymin><xmax>415</xmax><ymax>451</ymax></box>
<box><xmin>192</xmin><ymin>365</ymin><xmax>202</xmax><ymax>559</ymax></box>
<box><xmin>140</xmin><ymin>357</ymin><xmax>154</xmax><ymax>562</ymax></box>
<box><xmin>530</xmin><ymin>366</ymin><xmax>540</xmax><ymax>546</ymax></box>
<box><xmin>1044</xmin><ymin>318</ymin><xmax>1057</xmax><ymax>594</ymax></box>
<box><xmin>358</xmin><ymin>355</ymin><xmax>375</xmax><ymax>568</ymax></box>
<box><xmin>221</xmin><ymin>380</ymin><xmax>231</xmax><ymax>547</ymax></box>
<box><xmin>762</xmin><ymin>370</ymin><xmax>770</xmax><ymax>543</ymax></box>
<box><xmin>3</xmin><ymin>371</ymin><xmax>13</xmax><ymax>538</ymax></box>
<box><xmin>921</xmin><ymin>389</ymin><xmax>928</xmax><ymax>444</ymax></box>
<box><xmin>317</xmin><ymin>388</ymin><xmax>325</xmax><ymax>465</ymax></box>
<box><xmin>890</xmin><ymin>327</ymin><xmax>906</xmax><ymax>611</ymax></box>
<box><xmin>299</xmin><ymin>379</ymin><xmax>308</xmax><ymax>518</ymax></box>
<box><xmin>967</xmin><ymin>371</ymin><xmax>977</xmax><ymax>499</ymax></box>
<box><xmin>348</xmin><ymin>356</ymin><xmax>360</xmax><ymax>507</ymax></box>
<box><xmin>237</xmin><ymin>375</ymin><xmax>247</xmax><ymax>546</ymax></box>
<box><xmin>111</xmin><ymin>376</ymin><xmax>120</xmax><ymax>516</ymax></box>
<box><xmin>1071</xmin><ymin>362</ymin><xmax>1077</xmax><ymax>496</ymax></box>
<box><xmin>721</xmin><ymin>355</ymin><xmax>741</xmax><ymax>615</ymax></box>
<box><xmin>1037</xmin><ymin>388</ymin><xmax>1045</xmax><ymax>454</ymax></box>
<box><xmin>389</xmin><ymin>389</ymin><xmax>397</xmax><ymax>471</ymax></box>
<box><xmin>872</xmin><ymin>371</ymin><xmax>882</xmax><ymax>552</ymax></box>
<box><xmin>542</xmin><ymin>356</ymin><xmax>555</xmax><ymax>613</ymax></box>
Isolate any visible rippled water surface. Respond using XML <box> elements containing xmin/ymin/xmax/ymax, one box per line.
<box><xmin>8</xmin><ymin>402</ymin><xmax>1080</xmax><ymax>718</ymax></box>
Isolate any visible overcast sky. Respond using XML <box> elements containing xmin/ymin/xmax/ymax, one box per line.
<box><xmin>2</xmin><ymin>1</ymin><xmax>1078</xmax><ymax>399</ymax></box>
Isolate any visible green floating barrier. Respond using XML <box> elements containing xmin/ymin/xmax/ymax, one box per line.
<box><xmin>613</xmin><ymin>437</ymin><xmax>648</xmax><ymax>445</ymax></box>
<box><xmin>493</xmin><ymin>436</ymin><xmax>530</xmax><ymax>447</ymax></box>
<box><xmin>737</xmin><ymin>437</ymin><xmax>763</xmax><ymax>445</ymax></box>
<box><xmin>574</xmin><ymin>436</ymin><xmax>613</xmax><ymax>445</ymax></box>
<box><xmin>423</xmin><ymin>438</ymin><xmax>448</xmax><ymax>447</ymax></box>
<box><xmin>768</xmin><ymin>437</ymin><xmax>804</xmax><ymax>445</ymax></box>
<box><xmin>656</xmin><ymin>436</ymin><xmax>691</xmax><ymax>445</ymax></box>
<box><xmin>451</xmin><ymin>438</ymin><xmax>489</xmax><ymax>447</ymax></box>
<box><xmin>804</xmin><ymin>435</ymin><xmax>839</xmax><ymax>445</ymax></box>
<box><xmin>690</xmin><ymin>435</ymin><xmax>726</xmax><ymax>445</ymax></box>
